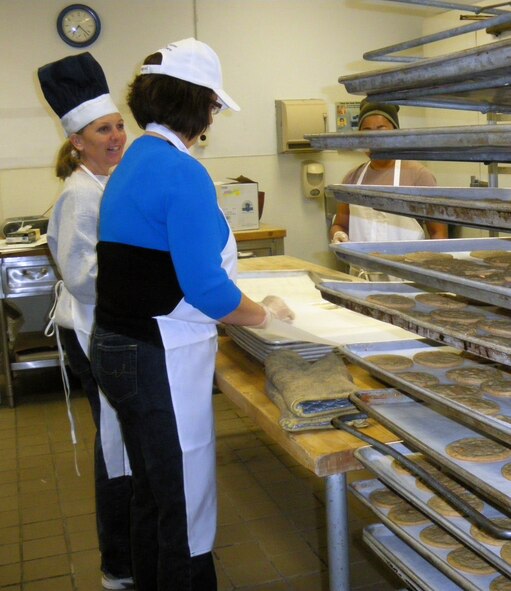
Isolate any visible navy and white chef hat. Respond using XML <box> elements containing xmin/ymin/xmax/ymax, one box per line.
<box><xmin>38</xmin><ymin>52</ymin><xmax>118</xmax><ymax>137</ymax></box>
<box><xmin>140</xmin><ymin>37</ymin><xmax>240</xmax><ymax>112</ymax></box>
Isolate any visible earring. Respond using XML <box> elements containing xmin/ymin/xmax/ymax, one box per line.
<box><xmin>71</xmin><ymin>148</ymin><xmax>79</xmax><ymax>159</ymax></box>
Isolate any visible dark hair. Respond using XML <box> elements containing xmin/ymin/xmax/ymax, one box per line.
<box><xmin>127</xmin><ymin>52</ymin><xmax>214</xmax><ymax>140</ymax></box>
<box><xmin>55</xmin><ymin>138</ymin><xmax>81</xmax><ymax>180</ymax></box>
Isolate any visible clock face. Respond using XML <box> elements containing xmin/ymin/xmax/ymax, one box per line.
<box><xmin>57</xmin><ymin>4</ymin><xmax>100</xmax><ymax>47</ymax></box>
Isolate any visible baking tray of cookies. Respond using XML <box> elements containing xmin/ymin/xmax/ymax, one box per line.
<box><xmin>351</xmin><ymin>388</ymin><xmax>511</xmax><ymax>511</ymax></box>
<box><xmin>326</xmin><ymin>185</ymin><xmax>511</xmax><ymax>232</ymax></box>
<box><xmin>364</xmin><ymin>523</ymin><xmax>465</xmax><ymax>591</ymax></box>
<box><xmin>318</xmin><ymin>281</ymin><xmax>511</xmax><ymax>367</ymax></box>
<box><xmin>340</xmin><ymin>339</ymin><xmax>511</xmax><ymax>445</ymax></box>
<box><xmin>351</xmin><ymin>479</ymin><xmax>508</xmax><ymax>590</ymax></box>
<box><xmin>355</xmin><ymin>442</ymin><xmax>511</xmax><ymax>575</ymax></box>
<box><xmin>331</xmin><ymin>238</ymin><xmax>511</xmax><ymax>310</ymax></box>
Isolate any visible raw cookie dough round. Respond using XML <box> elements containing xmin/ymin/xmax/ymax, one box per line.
<box><xmin>427</xmin><ymin>490</ymin><xmax>484</xmax><ymax>517</ymax></box>
<box><xmin>413</xmin><ymin>350</ymin><xmax>463</xmax><ymax>369</ymax></box>
<box><xmin>419</xmin><ymin>524</ymin><xmax>462</xmax><ymax>549</ymax></box>
<box><xmin>501</xmin><ymin>463</ymin><xmax>511</xmax><ymax>480</ymax></box>
<box><xmin>445</xmin><ymin>437</ymin><xmax>511</xmax><ymax>463</ymax></box>
<box><xmin>501</xmin><ymin>542</ymin><xmax>511</xmax><ymax>565</ymax></box>
<box><xmin>446</xmin><ymin>366</ymin><xmax>502</xmax><ymax>386</ymax></box>
<box><xmin>481</xmin><ymin>378</ymin><xmax>511</xmax><ymax>398</ymax></box>
<box><xmin>490</xmin><ymin>575</ymin><xmax>511</xmax><ymax>591</ymax></box>
<box><xmin>447</xmin><ymin>546</ymin><xmax>496</xmax><ymax>575</ymax></box>
<box><xmin>450</xmin><ymin>395</ymin><xmax>500</xmax><ymax>416</ymax></box>
<box><xmin>391</xmin><ymin>453</ymin><xmax>428</xmax><ymax>475</ymax></box>
<box><xmin>369</xmin><ymin>488</ymin><xmax>403</xmax><ymax>509</ymax></box>
<box><xmin>387</xmin><ymin>502</ymin><xmax>429</xmax><ymax>527</ymax></box>
<box><xmin>365</xmin><ymin>354</ymin><xmax>413</xmax><ymax>371</ymax></box>
<box><xmin>404</xmin><ymin>251</ymin><xmax>454</xmax><ymax>263</ymax></box>
<box><xmin>470</xmin><ymin>517</ymin><xmax>511</xmax><ymax>546</ymax></box>
<box><xmin>430</xmin><ymin>384</ymin><xmax>482</xmax><ymax>398</ymax></box>
<box><xmin>479</xmin><ymin>320</ymin><xmax>511</xmax><ymax>337</ymax></box>
<box><xmin>366</xmin><ymin>293</ymin><xmax>416</xmax><ymax>311</ymax></box>
<box><xmin>470</xmin><ymin>250</ymin><xmax>511</xmax><ymax>260</ymax></box>
<box><xmin>430</xmin><ymin>308</ymin><xmax>484</xmax><ymax>325</ymax></box>
<box><xmin>414</xmin><ymin>293</ymin><xmax>467</xmax><ymax>309</ymax></box>
<box><xmin>396</xmin><ymin>371</ymin><xmax>440</xmax><ymax>388</ymax></box>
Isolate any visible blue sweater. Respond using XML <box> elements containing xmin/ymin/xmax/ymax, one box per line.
<box><xmin>96</xmin><ymin>135</ymin><xmax>241</xmax><ymax>342</ymax></box>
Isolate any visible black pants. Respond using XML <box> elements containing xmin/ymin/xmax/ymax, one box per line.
<box><xmin>60</xmin><ymin>328</ymin><xmax>133</xmax><ymax>578</ymax></box>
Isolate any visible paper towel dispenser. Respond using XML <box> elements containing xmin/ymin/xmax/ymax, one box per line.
<box><xmin>275</xmin><ymin>99</ymin><xmax>328</xmax><ymax>153</ymax></box>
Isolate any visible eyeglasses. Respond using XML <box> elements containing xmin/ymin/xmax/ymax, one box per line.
<box><xmin>210</xmin><ymin>101</ymin><xmax>222</xmax><ymax>115</ymax></box>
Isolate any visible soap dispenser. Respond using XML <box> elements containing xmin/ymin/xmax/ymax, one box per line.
<box><xmin>302</xmin><ymin>161</ymin><xmax>325</xmax><ymax>199</ymax></box>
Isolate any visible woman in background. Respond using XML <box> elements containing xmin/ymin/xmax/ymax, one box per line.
<box><xmin>38</xmin><ymin>53</ymin><xmax>133</xmax><ymax>591</ymax></box>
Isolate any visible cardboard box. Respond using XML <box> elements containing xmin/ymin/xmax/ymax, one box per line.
<box><xmin>215</xmin><ymin>181</ymin><xmax>259</xmax><ymax>231</ymax></box>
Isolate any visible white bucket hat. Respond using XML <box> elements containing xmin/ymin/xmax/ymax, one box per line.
<box><xmin>140</xmin><ymin>37</ymin><xmax>240</xmax><ymax>112</ymax></box>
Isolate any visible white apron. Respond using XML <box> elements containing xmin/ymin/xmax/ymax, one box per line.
<box><xmin>49</xmin><ymin>165</ymin><xmax>131</xmax><ymax>479</ymax></box>
<box><xmin>349</xmin><ymin>160</ymin><xmax>425</xmax><ymax>242</ymax></box>
<box><xmin>349</xmin><ymin>160</ymin><xmax>424</xmax><ymax>281</ymax></box>
<box><xmin>155</xmin><ymin>223</ymin><xmax>238</xmax><ymax>557</ymax></box>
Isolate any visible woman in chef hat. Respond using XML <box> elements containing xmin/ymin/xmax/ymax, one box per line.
<box><xmin>89</xmin><ymin>38</ymin><xmax>294</xmax><ymax>590</ymax></box>
<box><xmin>38</xmin><ymin>52</ymin><xmax>133</xmax><ymax>591</ymax></box>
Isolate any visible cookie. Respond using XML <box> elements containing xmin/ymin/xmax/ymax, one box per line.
<box><xmin>481</xmin><ymin>378</ymin><xmax>511</xmax><ymax>398</ymax></box>
<box><xmin>387</xmin><ymin>502</ymin><xmax>429</xmax><ymax>527</ymax></box>
<box><xmin>496</xmin><ymin>415</ymin><xmax>511</xmax><ymax>426</ymax></box>
<box><xmin>470</xmin><ymin>250</ymin><xmax>511</xmax><ymax>260</ymax></box>
<box><xmin>413</xmin><ymin>350</ymin><xmax>463</xmax><ymax>369</ymax></box>
<box><xmin>502</xmin><ymin>463</ymin><xmax>511</xmax><ymax>480</ymax></box>
<box><xmin>490</xmin><ymin>575</ymin><xmax>511</xmax><ymax>591</ymax></box>
<box><xmin>440</xmin><ymin>322</ymin><xmax>479</xmax><ymax>336</ymax></box>
<box><xmin>419</xmin><ymin>524</ymin><xmax>462</xmax><ymax>549</ymax></box>
<box><xmin>430</xmin><ymin>384</ymin><xmax>482</xmax><ymax>398</ymax></box>
<box><xmin>369</xmin><ymin>488</ymin><xmax>403</xmax><ymax>509</ymax></box>
<box><xmin>447</xmin><ymin>546</ymin><xmax>496</xmax><ymax>575</ymax></box>
<box><xmin>365</xmin><ymin>293</ymin><xmax>416</xmax><ymax>311</ymax></box>
<box><xmin>404</xmin><ymin>251</ymin><xmax>454</xmax><ymax>263</ymax></box>
<box><xmin>479</xmin><ymin>320</ymin><xmax>511</xmax><ymax>337</ymax></box>
<box><xmin>430</xmin><ymin>308</ymin><xmax>484</xmax><ymax>325</ymax></box>
<box><xmin>396</xmin><ymin>371</ymin><xmax>440</xmax><ymax>388</ymax></box>
<box><xmin>501</xmin><ymin>542</ymin><xmax>511</xmax><ymax>565</ymax></box>
<box><xmin>470</xmin><ymin>517</ymin><xmax>511</xmax><ymax>546</ymax></box>
<box><xmin>451</xmin><ymin>395</ymin><xmax>500</xmax><ymax>416</ymax></box>
<box><xmin>486</xmin><ymin>254</ymin><xmax>511</xmax><ymax>268</ymax></box>
<box><xmin>370</xmin><ymin>252</ymin><xmax>406</xmax><ymax>262</ymax></box>
<box><xmin>446</xmin><ymin>366</ymin><xmax>502</xmax><ymax>386</ymax></box>
<box><xmin>445</xmin><ymin>436</ymin><xmax>511</xmax><ymax>463</ymax></box>
<box><xmin>364</xmin><ymin>354</ymin><xmax>413</xmax><ymax>371</ymax></box>
<box><xmin>414</xmin><ymin>293</ymin><xmax>467</xmax><ymax>309</ymax></box>
<box><xmin>427</xmin><ymin>490</ymin><xmax>484</xmax><ymax>517</ymax></box>
<box><xmin>391</xmin><ymin>453</ymin><xmax>428</xmax><ymax>475</ymax></box>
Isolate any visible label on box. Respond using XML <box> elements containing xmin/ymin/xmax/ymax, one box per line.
<box><xmin>216</xmin><ymin>182</ymin><xmax>259</xmax><ymax>231</ymax></box>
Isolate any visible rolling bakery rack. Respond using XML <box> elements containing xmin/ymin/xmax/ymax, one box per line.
<box><xmin>307</xmin><ymin>2</ymin><xmax>511</xmax><ymax>589</ymax></box>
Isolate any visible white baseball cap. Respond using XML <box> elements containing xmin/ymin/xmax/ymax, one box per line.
<box><xmin>140</xmin><ymin>37</ymin><xmax>240</xmax><ymax>112</ymax></box>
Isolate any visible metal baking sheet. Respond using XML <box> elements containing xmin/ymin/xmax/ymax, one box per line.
<box><xmin>352</xmin><ymin>479</ymin><xmax>501</xmax><ymax>590</ymax></box>
<box><xmin>318</xmin><ymin>281</ymin><xmax>511</xmax><ymax>367</ymax></box>
<box><xmin>337</xmin><ymin>37</ymin><xmax>511</xmax><ymax>114</ymax></box>
<box><xmin>355</xmin><ymin>442</ymin><xmax>511</xmax><ymax>575</ymax></box>
<box><xmin>326</xmin><ymin>185</ymin><xmax>511</xmax><ymax>231</ymax></box>
<box><xmin>331</xmin><ymin>238</ymin><xmax>511</xmax><ymax>310</ymax></box>
<box><xmin>351</xmin><ymin>388</ymin><xmax>511</xmax><ymax>511</ymax></box>
<box><xmin>364</xmin><ymin>523</ymin><xmax>464</xmax><ymax>591</ymax></box>
<box><xmin>306</xmin><ymin>126</ymin><xmax>511</xmax><ymax>163</ymax></box>
<box><xmin>341</xmin><ymin>339</ymin><xmax>511</xmax><ymax>445</ymax></box>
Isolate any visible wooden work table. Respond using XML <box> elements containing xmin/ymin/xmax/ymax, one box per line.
<box><xmin>215</xmin><ymin>255</ymin><xmax>399</xmax><ymax>591</ymax></box>
<box><xmin>233</xmin><ymin>224</ymin><xmax>287</xmax><ymax>256</ymax></box>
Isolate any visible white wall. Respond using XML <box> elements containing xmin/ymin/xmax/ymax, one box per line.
<box><xmin>0</xmin><ymin>0</ymin><xmax>431</xmax><ymax>268</ymax></box>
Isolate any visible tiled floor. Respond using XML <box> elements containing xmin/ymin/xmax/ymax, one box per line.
<box><xmin>0</xmin><ymin>368</ymin><xmax>402</xmax><ymax>590</ymax></box>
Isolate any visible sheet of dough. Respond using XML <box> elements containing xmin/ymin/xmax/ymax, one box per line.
<box><xmin>237</xmin><ymin>274</ymin><xmax>416</xmax><ymax>345</ymax></box>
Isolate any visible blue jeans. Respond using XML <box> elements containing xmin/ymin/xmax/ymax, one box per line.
<box><xmin>60</xmin><ymin>328</ymin><xmax>132</xmax><ymax>578</ymax></box>
<box><xmin>90</xmin><ymin>326</ymin><xmax>217</xmax><ymax>591</ymax></box>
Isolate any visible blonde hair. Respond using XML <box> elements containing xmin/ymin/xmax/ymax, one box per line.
<box><xmin>55</xmin><ymin>139</ymin><xmax>81</xmax><ymax>180</ymax></box>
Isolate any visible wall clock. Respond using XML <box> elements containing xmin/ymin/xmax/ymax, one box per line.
<box><xmin>56</xmin><ymin>4</ymin><xmax>101</xmax><ymax>48</ymax></box>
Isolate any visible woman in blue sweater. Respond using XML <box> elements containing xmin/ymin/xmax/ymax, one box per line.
<box><xmin>91</xmin><ymin>38</ymin><xmax>293</xmax><ymax>591</ymax></box>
